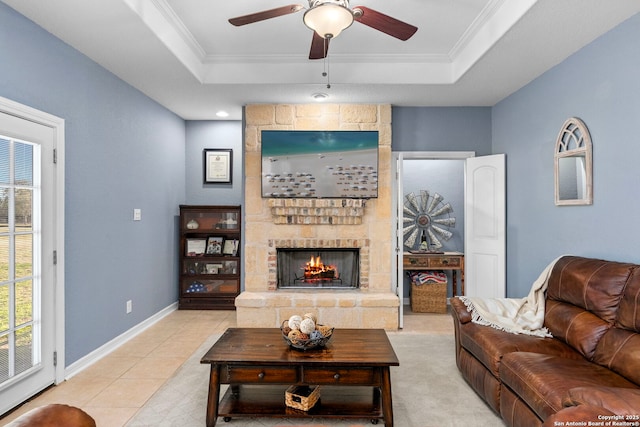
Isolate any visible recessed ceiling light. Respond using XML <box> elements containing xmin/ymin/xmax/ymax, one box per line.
<box><xmin>312</xmin><ymin>93</ymin><xmax>329</xmax><ymax>101</ymax></box>
<box><xmin>216</xmin><ymin>111</ymin><xmax>229</xmax><ymax>118</ymax></box>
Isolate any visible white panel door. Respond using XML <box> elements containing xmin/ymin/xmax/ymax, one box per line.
<box><xmin>464</xmin><ymin>154</ymin><xmax>506</xmax><ymax>298</ymax></box>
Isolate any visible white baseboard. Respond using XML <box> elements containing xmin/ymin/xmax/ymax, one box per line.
<box><xmin>64</xmin><ymin>302</ymin><xmax>178</xmax><ymax>379</ymax></box>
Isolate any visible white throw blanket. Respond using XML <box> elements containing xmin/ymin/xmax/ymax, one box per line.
<box><xmin>459</xmin><ymin>257</ymin><xmax>563</xmax><ymax>338</ymax></box>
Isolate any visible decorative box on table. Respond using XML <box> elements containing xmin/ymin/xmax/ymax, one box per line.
<box><xmin>410</xmin><ymin>271</ymin><xmax>448</xmax><ymax>313</ymax></box>
<box><xmin>285</xmin><ymin>385</ymin><xmax>320</xmax><ymax>411</ymax></box>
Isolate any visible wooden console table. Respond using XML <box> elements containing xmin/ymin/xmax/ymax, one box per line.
<box><xmin>201</xmin><ymin>328</ymin><xmax>399</xmax><ymax>426</ymax></box>
<box><xmin>403</xmin><ymin>251</ymin><xmax>465</xmax><ymax>296</ymax></box>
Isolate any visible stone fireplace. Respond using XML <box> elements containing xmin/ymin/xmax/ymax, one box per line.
<box><xmin>236</xmin><ymin>104</ymin><xmax>399</xmax><ymax>330</ymax></box>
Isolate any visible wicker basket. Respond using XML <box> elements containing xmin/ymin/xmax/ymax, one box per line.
<box><xmin>285</xmin><ymin>385</ymin><xmax>320</xmax><ymax>411</ymax></box>
<box><xmin>411</xmin><ymin>282</ymin><xmax>447</xmax><ymax>313</ymax></box>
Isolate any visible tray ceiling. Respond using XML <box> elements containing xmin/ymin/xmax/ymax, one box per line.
<box><xmin>3</xmin><ymin>0</ymin><xmax>640</xmax><ymax>119</ymax></box>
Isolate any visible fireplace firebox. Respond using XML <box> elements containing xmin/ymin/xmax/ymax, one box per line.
<box><xmin>277</xmin><ymin>248</ymin><xmax>360</xmax><ymax>289</ymax></box>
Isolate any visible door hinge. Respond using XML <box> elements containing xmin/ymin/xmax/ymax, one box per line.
<box><xmin>53</xmin><ymin>250</ymin><xmax>57</xmax><ymax>265</ymax></box>
<box><xmin>53</xmin><ymin>148</ymin><xmax>57</xmax><ymax>164</ymax></box>
<box><xmin>53</xmin><ymin>351</ymin><xmax>57</xmax><ymax>367</ymax></box>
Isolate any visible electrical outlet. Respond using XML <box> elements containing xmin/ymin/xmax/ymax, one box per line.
<box><xmin>126</xmin><ymin>300</ymin><xmax>132</xmax><ymax>314</ymax></box>
<box><xmin>133</xmin><ymin>209</ymin><xmax>141</xmax><ymax>221</ymax></box>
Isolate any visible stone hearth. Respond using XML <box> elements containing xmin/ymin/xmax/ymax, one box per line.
<box><xmin>236</xmin><ymin>104</ymin><xmax>399</xmax><ymax>330</ymax></box>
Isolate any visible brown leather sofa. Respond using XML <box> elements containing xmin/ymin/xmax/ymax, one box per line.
<box><xmin>451</xmin><ymin>255</ymin><xmax>640</xmax><ymax>427</ymax></box>
<box><xmin>5</xmin><ymin>404</ymin><xmax>96</xmax><ymax>426</ymax></box>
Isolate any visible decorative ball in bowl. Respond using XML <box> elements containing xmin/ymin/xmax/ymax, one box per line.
<box><xmin>281</xmin><ymin>314</ymin><xmax>334</xmax><ymax>350</ymax></box>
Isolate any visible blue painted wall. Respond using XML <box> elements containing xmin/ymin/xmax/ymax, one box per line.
<box><xmin>185</xmin><ymin>121</ymin><xmax>243</xmax><ymax>205</ymax></box>
<box><xmin>493</xmin><ymin>13</ymin><xmax>640</xmax><ymax>296</ymax></box>
<box><xmin>0</xmin><ymin>3</ymin><xmax>186</xmax><ymax>365</ymax></box>
<box><xmin>392</xmin><ymin>107</ymin><xmax>492</xmax><ymax>154</ymax></box>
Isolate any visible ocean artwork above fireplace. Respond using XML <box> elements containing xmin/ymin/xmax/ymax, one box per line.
<box><xmin>261</xmin><ymin>130</ymin><xmax>379</xmax><ymax>199</ymax></box>
<box><xmin>277</xmin><ymin>248</ymin><xmax>360</xmax><ymax>289</ymax></box>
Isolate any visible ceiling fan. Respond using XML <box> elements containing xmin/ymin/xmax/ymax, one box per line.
<box><xmin>229</xmin><ymin>0</ymin><xmax>418</xmax><ymax>60</ymax></box>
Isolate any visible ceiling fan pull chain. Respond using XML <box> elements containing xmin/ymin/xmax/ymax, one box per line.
<box><xmin>322</xmin><ymin>37</ymin><xmax>331</xmax><ymax>89</ymax></box>
<box><xmin>326</xmin><ymin>53</ymin><xmax>331</xmax><ymax>89</ymax></box>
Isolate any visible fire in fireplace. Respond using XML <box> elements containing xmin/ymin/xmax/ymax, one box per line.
<box><xmin>277</xmin><ymin>248</ymin><xmax>359</xmax><ymax>289</ymax></box>
<box><xmin>304</xmin><ymin>255</ymin><xmax>337</xmax><ymax>280</ymax></box>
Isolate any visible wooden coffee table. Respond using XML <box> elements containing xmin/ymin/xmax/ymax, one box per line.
<box><xmin>200</xmin><ymin>327</ymin><xmax>400</xmax><ymax>426</ymax></box>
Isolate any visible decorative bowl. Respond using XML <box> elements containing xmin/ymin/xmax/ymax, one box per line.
<box><xmin>281</xmin><ymin>321</ymin><xmax>334</xmax><ymax>350</ymax></box>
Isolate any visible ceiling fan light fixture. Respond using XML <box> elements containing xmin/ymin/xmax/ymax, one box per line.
<box><xmin>303</xmin><ymin>1</ymin><xmax>354</xmax><ymax>39</ymax></box>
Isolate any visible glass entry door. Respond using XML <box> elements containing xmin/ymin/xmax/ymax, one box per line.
<box><xmin>0</xmin><ymin>107</ymin><xmax>58</xmax><ymax>416</ymax></box>
<box><xmin>1</xmin><ymin>137</ymin><xmax>39</xmax><ymax>382</ymax></box>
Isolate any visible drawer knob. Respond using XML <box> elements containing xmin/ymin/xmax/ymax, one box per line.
<box><xmin>333</xmin><ymin>373</ymin><xmax>340</xmax><ymax>380</ymax></box>
<box><xmin>258</xmin><ymin>372</ymin><xmax>265</xmax><ymax>379</ymax></box>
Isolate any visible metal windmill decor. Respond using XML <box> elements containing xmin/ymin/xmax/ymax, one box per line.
<box><xmin>403</xmin><ymin>190</ymin><xmax>456</xmax><ymax>252</ymax></box>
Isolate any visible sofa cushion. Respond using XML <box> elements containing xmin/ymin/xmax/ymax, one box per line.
<box><xmin>500</xmin><ymin>352</ymin><xmax>637</xmax><ymax>420</ymax></box>
<box><xmin>544</xmin><ymin>256</ymin><xmax>635</xmax><ymax>358</ymax></box>
<box><xmin>563</xmin><ymin>386</ymin><xmax>640</xmax><ymax>415</ymax></box>
<box><xmin>616</xmin><ymin>267</ymin><xmax>640</xmax><ymax>332</ymax></box>
<box><xmin>459</xmin><ymin>320</ymin><xmax>581</xmax><ymax>377</ymax></box>
<box><xmin>593</xmin><ymin>327</ymin><xmax>640</xmax><ymax>384</ymax></box>
<box><xmin>546</xmin><ymin>256</ymin><xmax>633</xmax><ymax>323</ymax></box>
<box><xmin>544</xmin><ymin>299</ymin><xmax>612</xmax><ymax>360</ymax></box>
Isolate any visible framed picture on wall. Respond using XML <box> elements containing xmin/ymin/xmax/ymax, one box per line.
<box><xmin>204</xmin><ymin>148</ymin><xmax>233</xmax><ymax>184</ymax></box>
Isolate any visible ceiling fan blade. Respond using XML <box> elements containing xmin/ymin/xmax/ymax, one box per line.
<box><xmin>309</xmin><ymin>32</ymin><xmax>329</xmax><ymax>60</ymax></box>
<box><xmin>353</xmin><ymin>6</ymin><xmax>418</xmax><ymax>41</ymax></box>
<box><xmin>229</xmin><ymin>4</ymin><xmax>304</xmax><ymax>27</ymax></box>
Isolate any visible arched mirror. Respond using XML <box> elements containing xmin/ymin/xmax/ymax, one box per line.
<box><xmin>555</xmin><ymin>117</ymin><xmax>593</xmax><ymax>206</ymax></box>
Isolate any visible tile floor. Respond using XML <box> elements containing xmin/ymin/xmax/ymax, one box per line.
<box><xmin>0</xmin><ymin>306</ymin><xmax>453</xmax><ymax>426</ymax></box>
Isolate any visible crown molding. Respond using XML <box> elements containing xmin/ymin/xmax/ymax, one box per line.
<box><xmin>122</xmin><ymin>0</ymin><xmax>538</xmax><ymax>86</ymax></box>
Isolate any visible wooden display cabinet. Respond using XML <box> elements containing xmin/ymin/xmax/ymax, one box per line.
<box><xmin>179</xmin><ymin>205</ymin><xmax>241</xmax><ymax>310</ymax></box>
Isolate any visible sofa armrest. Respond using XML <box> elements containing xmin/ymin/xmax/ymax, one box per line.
<box><xmin>563</xmin><ymin>386</ymin><xmax>640</xmax><ymax>415</ymax></box>
<box><xmin>543</xmin><ymin>405</ymin><xmax>616</xmax><ymax>427</ymax></box>
<box><xmin>450</xmin><ymin>296</ymin><xmax>472</xmax><ymax>324</ymax></box>
<box><xmin>6</xmin><ymin>404</ymin><xmax>96</xmax><ymax>427</ymax></box>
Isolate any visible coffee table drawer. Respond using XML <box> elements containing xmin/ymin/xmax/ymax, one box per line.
<box><xmin>225</xmin><ymin>366</ymin><xmax>298</xmax><ymax>383</ymax></box>
<box><xmin>303</xmin><ymin>367</ymin><xmax>376</xmax><ymax>385</ymax></box>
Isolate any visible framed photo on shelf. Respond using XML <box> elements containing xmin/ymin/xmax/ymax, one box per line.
<box><xmin>206</xmin><ymin>236</ymin><xmax>224</xmax><ymax>255</ymax></box>
<box><xmin>185</xmin><ymin>238</ymin><xmax>207</xmax><ymax>256</ymax></box>
<box><xmin>205</xmin><ymin>263</ymin><xmax>223</xmax><ymax>274</ymax></box>
<box><xmin>223</xmin><ymin>239</ymin><xmax>238</xmax><ymax>256</ymax></box>
<box><xmin>204</xmin><ymin>148</ymin><xmax>232</xmax><ymax>184</ymax></box>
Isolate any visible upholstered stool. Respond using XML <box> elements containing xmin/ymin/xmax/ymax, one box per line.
<box><xmin>5</xmin><ymin>404</ymin><xmax>96</xmax><ymax>427</ymax></box>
